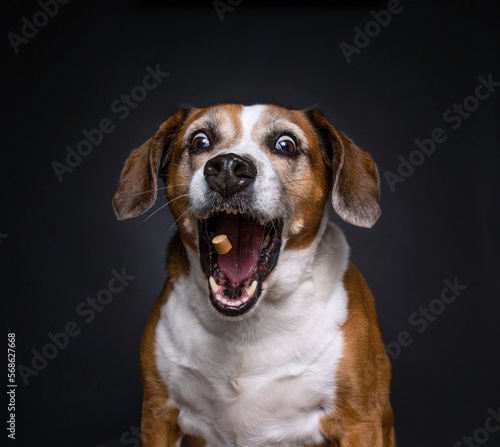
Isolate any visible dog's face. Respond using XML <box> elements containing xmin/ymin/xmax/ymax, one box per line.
<box><xmin>113</xmin><ymin>104</ymin><xmax>380</xmax><ymax>317</ymax></box>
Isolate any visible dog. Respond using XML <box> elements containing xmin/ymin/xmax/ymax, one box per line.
<box><xmin>113</xmin><ymin>104</ymin><xmax>395</xmax><ymax>447</ymax></box>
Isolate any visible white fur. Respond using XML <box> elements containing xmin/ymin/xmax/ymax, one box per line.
<box><xmin>236</xmin><ymin>105</ymin><xmax>285</xmax><ymax>221</ymax></box>
<box><xmin>155</xmin><ymin>222</ymin><xmax>350</xmax><ymax>447</ymax></box>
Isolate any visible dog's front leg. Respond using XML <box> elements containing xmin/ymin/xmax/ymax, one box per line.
<box><xmin>140</xmin><ymin>397</ymin><xmax>181</xmax><ymax>446</ymax></box>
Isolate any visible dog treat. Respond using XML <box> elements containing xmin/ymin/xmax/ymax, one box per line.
<box><xmin>212</xmin><ymin>234</ymin><xmax>232</xmax><ymax>255</ymax></box>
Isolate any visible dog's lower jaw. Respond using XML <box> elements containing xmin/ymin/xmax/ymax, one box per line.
<box><xmin>197</xmin><ymin>211</ymin><xmax>285</xmax><ymax>318</ymax></box>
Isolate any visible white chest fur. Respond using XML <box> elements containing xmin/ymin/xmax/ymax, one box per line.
<box><xmin>155</xmin><ymin>222</ymin><xmax>350</xmax><ymax>447</ymax></box>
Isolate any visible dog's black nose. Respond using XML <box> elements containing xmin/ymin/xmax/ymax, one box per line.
<box><xmin>204</xmin><ymin>153</ymin><xmax>257</xmax><ymax>198</ymax></box>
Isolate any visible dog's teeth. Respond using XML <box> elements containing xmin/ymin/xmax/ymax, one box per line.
<box><xmin>249</xmin><ymin>280</ymin><xmax>258</xmax><ymax>295</ymax></box>
<box><xmin>241</xmin><ymin>295</ymin><xmax>250</xmax><ymax>303</ymax></box>
<box><xmin>262</xmin><ymin>234</ymin><xmax>270</xmax><ymax>249</ymax></box>
<box><xmin>231</xmin><ymin>209</ymin><xmax>238</xmax><ymax>215</ymax></box>
<box><xmin>221</xmin><ymin>297</ymin><xmax>229</xmax><ymax>305</ymax></box>
<box><xmin>233</xmin><ymin>300</ymin><xmax>242</xmax><ymax>306</ymax></box>
<box><xmin>202</xmin><ymin>211</ymin><xmax>210</xmax><ymax>219</ymax></box>
<box><xmin>224</xmin><ymin>208</ymin><xmax>231</xmax><ymax>214</ymax></box>
<box><xmin>209</xmin><ymin>276</ymin><xmax>222</xmax><ymax>294</ymax></box>
<box><xmin>245</xmin><ymin>280</ymin><xmax>258</xmax><ymax>297</ymax></box>
<box><xmin>258</xmin><ymin>218</ymin><xmax>266</xmax><ymax>226</ymax></box>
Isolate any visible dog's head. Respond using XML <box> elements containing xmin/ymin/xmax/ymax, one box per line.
<box><xmin>113</xmin><ymin>104</ymin><xmax>380</xmax><ymax>317</ymax></box>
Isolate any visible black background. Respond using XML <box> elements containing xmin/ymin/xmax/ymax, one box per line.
<box><xmin>2</xmin><ymin>1</ymin><xmax>500</xmax><ymax>446</ymax></box>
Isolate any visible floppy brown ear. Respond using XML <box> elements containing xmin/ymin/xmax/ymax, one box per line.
<box><xmin>307</xmin><ymin>109</ymin><xmax>381</xmax><ymax>228</ymax></box>
<box><xmin>112</xmin><ymin>108</ymin><xmax>190</xmax><ymax>220</ymax></box>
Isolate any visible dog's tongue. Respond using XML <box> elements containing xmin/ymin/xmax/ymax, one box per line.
<box><xmin>215</xmin><ymin>214</ymin><xmax>265</xmax><ymax>287</ymax></box>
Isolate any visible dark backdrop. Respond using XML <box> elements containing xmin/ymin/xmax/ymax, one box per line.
<box><xmin>2</xmin><ymin>1</ymin><xmax>500</xmax><ymax>446</ymax></box>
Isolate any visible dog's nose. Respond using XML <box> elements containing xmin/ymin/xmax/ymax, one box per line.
<box><xmin>204</xmin><ymin>153</ymin><xmax>257</xmax><ymax>198</ymax></box>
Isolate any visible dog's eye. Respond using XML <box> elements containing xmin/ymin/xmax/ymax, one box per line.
<box><xmin>275</xmin><ymin>135</ymin><xmax>296</xmax><ymax>153</ymax></box>
<box><xmin>192</xmin><ymin>132</ymin><xmax>211</xmax><ymax>150</ymax></box>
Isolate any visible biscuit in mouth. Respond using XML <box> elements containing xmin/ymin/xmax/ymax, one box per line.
<box><xmin>199</xmin><ymin>209</ymin><xmax>283</xmax><ymax>317</ymax></box>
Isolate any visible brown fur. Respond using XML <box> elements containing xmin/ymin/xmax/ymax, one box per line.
<box><xmin>317</xmin><ymin>263</ymin><xmax>395</xmax><ymax>446</ymax></box>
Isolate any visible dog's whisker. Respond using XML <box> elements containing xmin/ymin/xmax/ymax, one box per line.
<box><xmin>133</xmin><ymin>186</ymin><xmax>169</xmax><ymax>196</ymax></box>
<box><xmin>162</xmin><ymin>183</ymin><xmax>191</xmax><ymax>188</ymax></box>
<box><xmin>143</xmin><ymin>202</ymin><xmax>171</xmax><ymax>222</ymax></box>
<box><xmin>165</xmin><ymin>193</ymin><xmax>190</xmax><ymax>206</ymax></box>
<box><xmin>143</xmin><ymin>194</ymin><xmax>194</xmax><ymax>222</ymax></box>
<box><xmin>281</xmin><ymin>192</ymin><xmax>310</xmax><ymax>202</ymax></box>
<box><xmin>169</xmin><ymin>206</ymin><xmax>193</xmax><ymax>232</ymax></box>
<box><xmin>281</xmin><ymin>178</ymin><xmax>309</xmax><ymax>186</ymax></box>
<box><xmin>133</xmin><ymin>184</ymin><xmax>191</xmax><ymax>196</ymax></box>
<box><xmin>143</xmin><ymin>193</ymin><xmax>192</xmax><ymax>222</ymax></box>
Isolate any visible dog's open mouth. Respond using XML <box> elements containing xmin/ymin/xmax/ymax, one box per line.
<box><xmin>199</xmin><ymin>210</ymin><xmax>283</xmax><ymax>317</ymax></box>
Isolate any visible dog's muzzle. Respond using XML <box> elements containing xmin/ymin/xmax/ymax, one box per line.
<box><xmin>197</xmin><ymin>153</ymin><xmax>283</xmax><ymax>317</ymax></box>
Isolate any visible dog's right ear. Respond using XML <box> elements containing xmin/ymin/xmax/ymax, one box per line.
<box><xmin>306</xmin><ymin>109</ymin><xmax>381</xmax><ymax>228</ymax></box>
<box><xmin>112</xmin><ymin>108</ymin><xmax>190</xmax><ymax>220</ymax></box>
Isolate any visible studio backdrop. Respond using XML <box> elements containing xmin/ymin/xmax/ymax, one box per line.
<box><xmin>2</xmin><ymin>1</ymin><xmax>499</xmax><ymax>446</ymax></box>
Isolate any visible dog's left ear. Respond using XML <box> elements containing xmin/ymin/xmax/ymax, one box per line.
<box><xmin>307</xmin><ymin>109</ymin><xmax>381</xmax><ymax>228</ymax></box>
<box><xmin>113</xmin><ymin>108</ymin><xmax>190</xmax><ymax>220</ymax></box>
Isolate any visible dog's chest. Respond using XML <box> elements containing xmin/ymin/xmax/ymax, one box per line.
<box><xmin>156</xmin><ymin>276</ymin><xmax>347</xmax><ymax>447</ymax></box>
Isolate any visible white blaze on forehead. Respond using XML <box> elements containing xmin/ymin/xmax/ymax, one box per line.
<box><xmin>239</xmin><ymin>104</ymin><xmax>307</xmax><ymax>146</ymax></box>
<box><xmin>231</xmin><ymin>105</ymin><xmax>285</xmax><ymax>221</ymax></box>
<box><xmin>239</xmin><ymin>104</ymin><xmax>267</xmax><ymax>144</ymax></box>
